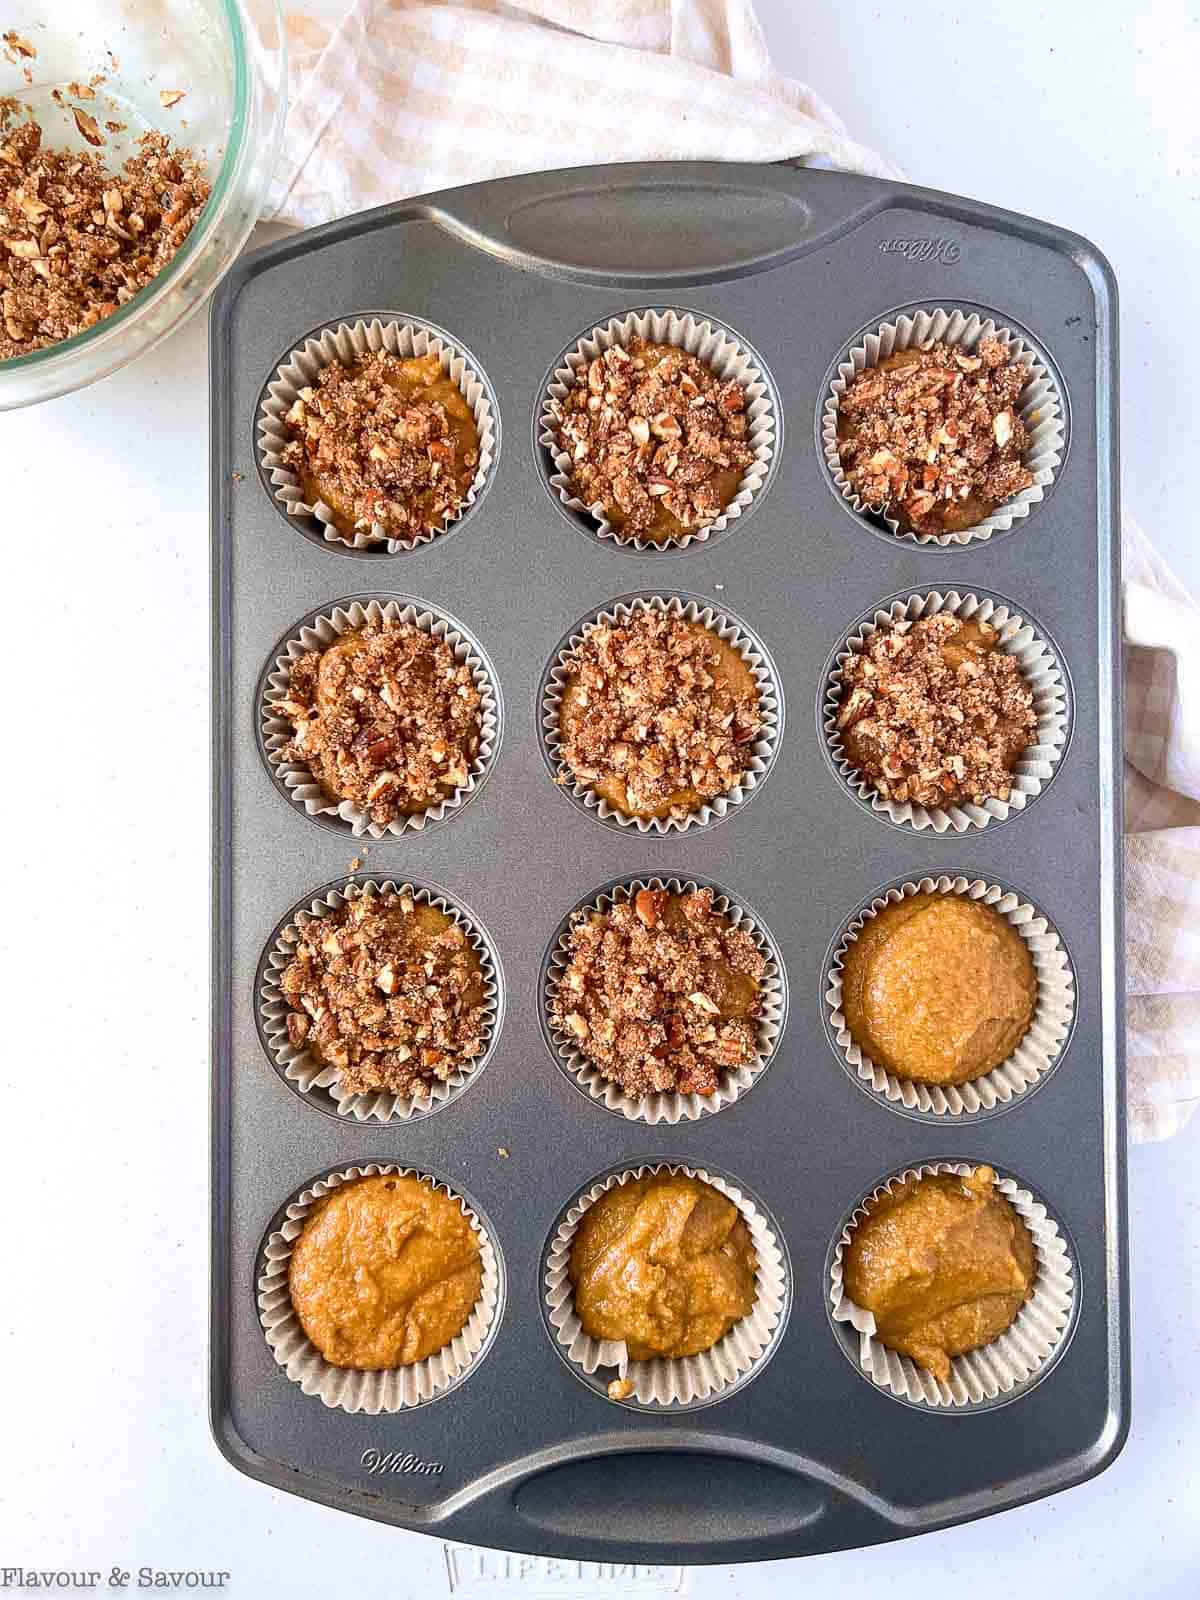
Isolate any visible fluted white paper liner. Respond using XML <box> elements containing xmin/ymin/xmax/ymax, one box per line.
<box><xmin>258</xmin><ymin>1163</ymin><xmax>500</xmax><ymax>1414</ymax></box>
<box><xmin>830</xmin><ymin>1162</ymin><xmax>1074</xmax><ymax>1408</ymax></box>
<box><xmin>826</xmin><ymin>876</ymin><xmax>1075</xmax><ymax>1116</ymax></box>
<box><xmin>262</xmin><ymin>597</ymin><xmax>499</xmax><ymax>840</ymax></box>
<box><xmin>822</xmin><ymin>307</ymin><xmax>1064</xmax><ymax>546</ymax></box>
<box><xmin>540</xmin><ymin>309</ymin><xmax>776</xmax><ymax>550</ymax></box>
<box><xmin>545</xmin><ymin>1163</ymin><xmax>787</xmax><ymax>1408</ymax></box>
<box><xmin>543</xmin><ymin>594</ymin><xmax>780</xmax><ymax>834</ymax></box>
<box><xmin>258</xmin><ymin>318</ymin><xmax>496</xmax><ymax>552</ymax></box>
<box><xmin>824</xmin><ymin>590</ymin><xmax>1068</xmax><ymax>833</ymax></box>
<box><xmin>259</xmin><ymin>878</ymin><xmax>499</xmax><ymax>1123</ymax></box>
<box><xmin>545</xmin><ymin>877</ymin><xmax>784</xmax><ymax>1125</ymax></box>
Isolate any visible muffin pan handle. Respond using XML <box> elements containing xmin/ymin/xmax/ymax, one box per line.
<box><xmin>424</xmin><ymin>160</ymin><xmax>889</xmax><ymax>284</ymax></box>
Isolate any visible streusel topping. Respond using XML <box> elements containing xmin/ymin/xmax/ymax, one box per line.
<box><xmin>549</xmin><ymin>336</ymin><xmax>754</xmax><ymax>538</ymax></box>
<box><xmin>279</xmin><ymin>888</ymin><xmax>488</xmax><ymax>1099</ymax></box>
<box><xmin>551</xmin><ymin>888</ymin><xmax>765</xmax><ymax>1098</ymax></box>
<box><xmin>836</xmin><ymin>613</ymin><xmax>1037</xmax><ymax>808</ymax></box>
<box><xmin>280</xmin><ymin>350</ymin><xmax>479</xmax><ymax>540</ymax></box>
<box><xmin>558</xmin><ymin>610</ymin><xmax>762</xmax><ymax>820</ymax></box>
<box><xmin>1</xmin><ymin>98</ymin><xmax>210</xmax><ymax>360</ymax></box>
<box><xmin>278</xmin><ymin>619</ymin><xmax>482</xmax><ymax>826</ymax></box>
<box><xmin>836</xmin><ymin>338</ymin><xmax>1034</xmax><ymax>535</ymax></box>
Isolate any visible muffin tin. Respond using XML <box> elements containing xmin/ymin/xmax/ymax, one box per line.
<box><xmin>210</xmin><ymin>161</ymin><xmax>1127</xmax><ymax>1563</ymax></box>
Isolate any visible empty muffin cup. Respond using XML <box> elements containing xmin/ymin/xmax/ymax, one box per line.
<box><xmin>829</xmin><ymin>1162</ymin><xmax>1075</xmax><ymax>1409</ymax></box>
<box><xmin>539</xmin><ymin>308</ymin><xmax>777</xmax><ymax>551</ymax></box>
<box><xmin>257</xmin><ymin>1162</ymin><xmax>502</xmax><ymax>1414</ymax></box>
<box><xmin>260</xmin><ymin>595</ymin><xmax>500</xmax><ymax>840</ymax></box>
<box><xmin>542</xmin><ymin>593</ymin><xmax>782</xmax><ymax>834</ymax></box>
<box><xmin>543</xmin><ymin>875</ymin><xmax>786</xmax><ymax>1124</ymax></box>
<box><xmin>257</xmin><ymin>317</ymin><xmax>497</xmax><ymax>553</ymax></box>
<box><xmin>822</xmin><ymin>589</ymin><xmax>1069</xmax><ymax>833</ymax></box>
<box><xmin>821</xmin><ymin>306</ymin><xmax>1065</xmax><ymax>546</ymax></box>
<box><xmin>258</xmin><ymin>877</ymin><xmax>501</xmax><ymax>1124</ymax></box>
<box><xmin>825</xmin><ymin>875</ymin><xmax>1076</xmax><ymax>1117</ymax></box>
<box><xmin>544</xmin><ymin>1162</ymin><xmax>788</xmax><ymax>1409</ymax></box>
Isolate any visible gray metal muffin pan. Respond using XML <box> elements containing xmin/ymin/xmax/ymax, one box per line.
<box><xmin>209</xmin><ymin>162</ymin><xmax>1127</xmax><ymax>1562</ymax></box>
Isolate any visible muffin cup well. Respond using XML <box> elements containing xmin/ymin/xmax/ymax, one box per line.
<box><xmin>539</xmin><ymin>308</ymin><xmax>776</xmax><ymax>551</ymax></box>
<box><xmin>258</xmin><ymin>878</ymin><xmax>501</xmax><ymax>1124</ymax></box>
<box><xmin>543</xmin><ymin>876</ymin><xmax>786</xmax><ymax>1125</ymax></box>
<box><xmin>544</xmin><ymin>1163</ymin><xmax>787</xmax><ymax>1409</ymax></box>
<box><xmin>821</xmin><ymin>307</ymin><xmax>1065</xmax><ymax>546</ymax></box>
<box><xmin>826</xmin><ymin>875</ymin><xmax>1076</xmax><ymax>1118</ymax></box>
<box><xmin>257</xmin><ymin>317</ymin><xmax>497</xmax><ymax>553</ymax></box>
<box><xmin>829</xmin><ymin>1162</ymin><xmax>1075</xmax><ymax>1409</ymax></box>
<box><xmin>260</xmin><ymin>596</ymin><xmax>500</xmax><ymax>841</ymax></box>
<box><xmin>257</xmin><ymin>1163</ymin><xmax>502</xmax><ymax>1414</ymax></box>
<box><xmin>822</xmin><ymin>589</ymin><xmax>1069</xmax><ymax>833</ymax></box>
<box><xmin>542</xmin><ymin>594</ymin><xmax>781</xmax><ymax>834</ymax></box>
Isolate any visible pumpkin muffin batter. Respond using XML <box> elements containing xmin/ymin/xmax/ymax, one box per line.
<box><xmin>841</xmin><ymin>892</ymin><xmax>1036</xmax><ymax>1086</ymax></box>
<box><xmin>843</xmin><ymin>1166</ymin><xmax>1036</xmax><ymax>1382</ymax></box>
<box><xmin>569</xmin><ymin>1172</ymin><xmax>758</xmax><ymax>1360</ymax></box>
<box><xmin>281</xmin><ymin>350</ymin><xmax>479</xmax><ymax>541</ymax></box>
<box><xmin>289</xmin><ymin>1173</ymin><xmax>482</xmax><ymax>1370</ymax></box>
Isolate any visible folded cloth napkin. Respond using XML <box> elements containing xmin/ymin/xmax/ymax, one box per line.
<box><xmin>265</xmin><ymin>0</ymin><xmax>1200</xmax><ymax>1141</ymax></box>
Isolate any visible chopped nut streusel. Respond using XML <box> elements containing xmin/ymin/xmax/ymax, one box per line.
<box><xmin>836</xmin><ymin>338</ymin><xmax>1033</xmax><ymax>535</ymax></box>
<box><xmin>550</xmin><ymin>887</ymin><xmax>766</xmax><ymax>1098</ymax></box>
<box><xmin>549</xmin><ymin>337</ymin><xmax>754</xmax><ymax>538</ymax></box>
<box><xmin>0</xmin><ymin>101</ymin><xmax>210</xmax><ymax>360</ymax></box>
<box><xmin>278</xmin><ymin>620</ymin><xmax>481</xmax><ymax>826</ymax></box>
<box><xmin>280</xmin><ymin>351</ymin><xmax>479</xmax><ymax>539</ymax></box>
<box><xmin>558</xmin><ymin>610</ymin><xmax>762</xmax><ymax>820</ymax></box>
<box><xmin>836</xmin><ymin>613</ymin><xmax>1037</xmax><ymax>808</ymax></box>
<box><xmin>279</xmin><ymin>888</ymin><xmax>488</xmax><ymax>1098</ymax></box>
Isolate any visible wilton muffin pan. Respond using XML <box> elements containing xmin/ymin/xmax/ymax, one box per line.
<box><xmin>210</xmin><ymin>162</ymin><xmax>1127</xmax><ymax>1563</ymax></box>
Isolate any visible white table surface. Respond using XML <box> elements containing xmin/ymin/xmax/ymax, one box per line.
<box><xmin>2</xmin><ymin>2</ymin><xmax>1198</xmax><ymax>1595</ymax></box>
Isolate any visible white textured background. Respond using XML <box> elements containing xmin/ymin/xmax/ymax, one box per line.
<box><xmin>0</xmin><ymin>2</ymin><xmax>1197</xmax><ymax>1596</ymax></box>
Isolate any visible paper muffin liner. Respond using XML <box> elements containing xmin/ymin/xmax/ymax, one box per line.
<box><xmin>823</xmin><ymin>589</ymin><xmax>1069</xmax><ymax>833</ymax></box>
<box><xmin>258</xmin><ymin>1163</ymin><xmax>502</xmax><ymax>1414</ymax></box>
<box><xmin>260</xmin><ymin>596</ymin><xmax>500</xmax><ymax>840</ymax></box>
<box><xmin>826</xmin><ymin>875</ymin><xmax>1075</xmax><ymax>1117</ymax></box>
<box><xmin>542</xmin><ymin>594</ymin><xmax>781</xmax><ymax>834</ymax></box>
<box><xmin>258</xmin><ymin>877</ymin><xmax>500</xmax><ymax>1124</ymax></box>
<box><xmin>822</xmin><ymin>307</ymin><xmax>1065</xmax><ymax>546</ymax></box>
<box><xmin>545</xmin><ymin>1163</ymin><xmax>787</xmax><ymax>1408</ymax></box>
<box><xmin>257</xmin><ymin>318</ymin><xmax>497</xmax><ymax>553</ymax></box>
<box><xmin>829</xmin><ymin>1162</ymin><xmax>1075</xmax><ymax>1408</ymax></box>
<box><xmin>539</xmin><ymin>308</ymin><xmax>776</xmax><ymax>551</ymax></box>
<box><xmin>544</xmin><ymin>877</ymin><xmax>785</xmax><ymax>1124</ymax></box>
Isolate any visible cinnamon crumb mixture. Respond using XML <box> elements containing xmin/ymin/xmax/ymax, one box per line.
<box><xmin>549</xmin><ymin>336</ymin><xmax>754</xmax><ymax>536</ymax></box>
<box><xmin>550</xmin><ymin>888</ymin><xmax>766</xmax><ymax>1098</ymax></box>
<box><xmin>836</xmin><ymin>338</ymin><xmax>1034</xmax><ymax>534</ymax></box>
<box><xmin>278</xmin><ymin>620</ymin><xmax>482</xmax><ymax>826</ymax></box>
<box><xmin>836</xmin><ymin>613</ymin><xmax>1037</xmax><ymax>808</ymax></box>
<box><xmin>280</xmin><ymin>350</ymin><xmax>479</xmax><ymax>539</ymax></box>
<box><xmin>279</xmin><ymin>888</ymin><xmax>488</xmax><ymax>1098</ymax></box>
<box><xmin>0</xmin><ymin>102</ymin><xmax>210</xmax><ymax>360</ymax></box>
<box><xmin>558</xmin><ymin>610</ymin><xmax>762</xmax><ymax>820</ymax></box>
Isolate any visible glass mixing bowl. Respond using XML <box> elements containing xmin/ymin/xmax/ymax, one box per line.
<box><xmin>0</xmin><ymin>0</ymin><xmax>285</xmax><ymax>409</ymax></box>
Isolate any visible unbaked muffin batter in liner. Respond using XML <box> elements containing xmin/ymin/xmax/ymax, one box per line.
<box><xmin>543</xmin><ymin>875</ymin><xmax>785</xmax><ymax>1124</ymax></box>
<box><xmin>542</xmin><ymin>593</ymin><xmax>781</xmax><ymax>834</ymax></box>
<box><xmin>825</xmin><ymin>875</ymin><xmax>1075</xmax><ymax>1117</ymax></box>
<box><xmin>258</xmin><ymin>1163</ymin><xmax>502</xmax><ymax>1414</ymax></box>
<box><xmin>823</xmin><ymin>589</ymin><xmax>1069</xmax><ymax>833</ymax></box>
<box><xmin>829</xmin><ymin>1161</ymin><xmax>1075</xmax><ymax>1409</ymax></box>
<box><xmin>539</xmin><ymin>308</ymin><xmax>776</xmax><ymax>551</ymax></box>
<box><xmin>821</xmin><ymin>307</ymin><xmax>1065</xmax><ymax>546</ymax></box>
<box><xmin>258</xmin><ymin>877</ymin><xmax>501</xmax><ymax>1124</ymax></box>
<box><xmin>544</xmin><ymin>1162</ymin><xmax>788</xmax><ymax>1409</ymax></box>
<box><xmin>258</xmin><ymin>317</ymin><xmax>497</xmax><ymax>553</ymax></box>
<box><xmin>261</xmin><ymin>596</ymin><xmax>500</xmax><ymax>840</ymax></box>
